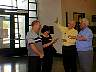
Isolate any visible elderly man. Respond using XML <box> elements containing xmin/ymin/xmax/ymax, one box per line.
<box><xmin>26</xmin><ymin>20</ymin><xmax>44</xmax><ymax>72</ymax></box>
<box><xmin>56</xmin><ymin>20</ymin><xmax>78</xmax><ymax>72</ymax></box>
<box><xmin>76</xmin><ymin>18</ymin><xmax>93</xmax><ymax>72</ymax></box>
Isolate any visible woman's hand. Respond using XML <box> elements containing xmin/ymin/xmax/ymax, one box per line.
<box><xmin>43</xmin><ymin>38</ymin><xmax>58</xmax><ymax>48</ymax></box>
<box><xmin>43</xmin><ymin>44</ymin><xmax>50</xmax><ymax>48</ymax></box>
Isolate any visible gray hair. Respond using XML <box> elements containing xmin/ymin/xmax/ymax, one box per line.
<box><xmin>80</xmin><ymin>18</ymin><xmax>89</xmax><ymax>26</ymax></box>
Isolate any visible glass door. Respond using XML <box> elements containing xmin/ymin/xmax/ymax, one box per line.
<box><xmin>14</xmin><ymin>15</ymin><xmax>26</xmax><ymax>48</ymax></box>
<box><xmin>0</xmin><ymin>13</ymin><xmax>28</xmax><ymax>49</ymax></box>
<box><xmin>0</xmin><ymin>15</ymin><xmax>10</xmax><ymax>48</ymax></box>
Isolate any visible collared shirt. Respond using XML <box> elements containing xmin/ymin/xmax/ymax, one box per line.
<box><xmin>57</xmin><ymin>24</ymin><xmax>78</xmax><ymax>46</ymax></box>
<box><xmin>26</xmin><ymin>30</ymin><xmax>44</xmax><ymax>56</ymax></box>
<box><xmin>76</xmin><ymin>27</ymin><xmax>93</xmax><ymax>51</ymax></box>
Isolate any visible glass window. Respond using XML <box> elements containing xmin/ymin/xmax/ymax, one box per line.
<box><xmin>29</xmin><ymin>26</ymin><xmax>32</xmax><ymax>31</ymax></box>
<box><xmin>0</xmin><ymin>0</ymin><xmax>38</xmax><ymax>48</ymax></box>
<box><xmin>20</xmin><ymin>40</ymin><xmax>26</xmax><ymax>47</ymax></box>
<box><xmin>15</xmin><ymin>18</ymin><xmax>18</xmax><ymax>22</ymax></box>
<box><xmin>0</xmin><ymin>15</ymin><xmax>10</xmax><ymax>48</ymax></box>
<box><xmin>15</xmin><ymin>29</ymin><xmax>18</xmax><ymax>34</ymax></box>
<box><xmin>29</xmin><ymin>3</ymin><xmax>36</xmax><ymax>10</ymax></box>
<box><xmin>18</xmin><ymin>15</ymin><xmax>25</xmax><ymax>39</ymax></box>
<box><xmin>15</xmin><ymin>15</ymin><xmax>25</xmax><ymax>40</ymax></box>
<box><xmin>0</xmin><ymin>0</ymin><xmax>28</xmax><ymax>9</ymax></box>
<box><xmin>15</xmin><ymin>23</ymin><xmax>18</xmax><ymax>29</ymax></box>
<box><xmin>29</xmin><ymin>18</ymin><xmax>37</xmax><ymax>25</ymax></box>
<box><xmin>0</xmin><ymin>0</ymin><xmax>12</xmax><ymax>8</ymax></box>
<box><xmin>29</xmin><ymin>11</ymin><xmax>37</xmax><ymax>17</ymax></box>
<box><xmin>19</xmin><ymin>22</ymin><xmax>25</xmax><ymax>39</ymax></box>
<box><xmin>14</xmin><ymin>15</ymin><xmax>18</xmax><ymax>17</ymax></box>
<box><xmin>15</xmin><ymin>34</ymin><xmax>19</xmax><ymax>39</ymax></box>
<box><xmin>15</xmin><ymin>40</ymin><xmax>19</xmax><ymax>43</ymax></box>
<box><xmin>17</xmin><ymin>0</ymin><xmax>28</xmax><ymax>10</ymax></box>
<box><xmin>14</xmin><ymin>15</ymin><xmax>26</xmax><ymax>48</ymax></box>
<box><xmin>0</xmin><ymin>0</ymin><xmax>17</xmax><ymax>9</ymax></box>
<box><xmin>18</xmin><ymin>15</ymin><xmax>25</xmax><ymax>22</ymax></box>
<box><xmin>29</xmin><ymin>0</ymin><xmax>36</xmax><ymax>2</ymax></box>
<box><xmin>15</xmin><ymin>44</ymin><xmax>19</xmax><ymax>48</ymax></box>
<box><xmin>12</xmin><ymin>0</ymin><xmax>17</xmax><ymax>8</ymax></box>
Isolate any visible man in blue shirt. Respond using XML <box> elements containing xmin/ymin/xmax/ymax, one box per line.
<box><xmin>76</xmin><ymin>18</ymin><xmax>93</xmax><ymax>72</ymax></box>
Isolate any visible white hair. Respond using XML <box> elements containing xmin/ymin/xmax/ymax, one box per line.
<box><xmin>80</xmin><ymin>18</ymin><xmax>89</xmax><ymax>26</ymax></box>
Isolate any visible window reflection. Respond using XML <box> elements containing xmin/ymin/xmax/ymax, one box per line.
<box><xmin>15</xmin><ymin>23</ymin><xmax>18</xmax><ymax>29</ymax></box>
<box><xmin>15</xmin><ymin>18</ymin><xmax>18</xmax><ymax>22</ymax></box>
<box><xmin>29</xmin><ymin>26</ymin><xmax>31</xmax><ymax>31</ymax></box>
<box><xmin>17</xmin><ymin>0</ymin><xmax>28</xmax><ymax>10</ymax></box>
<box><xmin>15</xmin><ymin>64</ymin><xmax>19</xmax><ymax>72</ymax></box>
<box><xmin>0</xmin><ymin>65</ymin><xmax>2</xmax><ymax>72</ymax></box>
<box><xmin>0</xmin><ymin>0</ymin><xmax>28</xmax><ymax>9</ymax></box>
<box><xmin>29</xmin><ymin>3</ymin><xmax>36</xmax><ymax>10</ymax></box>
<box><xmin>0</xmin><ymin>0</ymin><xmax>16</xmax><ymax>9</ymax></box>
<box><xmin>15</xmin><ymin>44</ymin><xmax>19</xmax><ymax>48</ymax></box>
<box><xmin>15</xmin><ymin>29</ymin><xmax>19</xmax><ymax>34</ymax></box>
<box><xmin>15</xmin><ymin>40</ymin><xmax>19</xmax><ymax>43</ymax></box>
<box><xmin>0</xmin><ymin>63</ymin><xmax>27</xmax><ymax>72</ymax></box>
<box><xmin>4</xmin><ymin>64</ymin><xmax>11</xmax><ymax>72</ymax></box>
<box><xmin>20</xmin><ymin>40</ymin><xmax>26</xmax><ymax>47</ymax></box>
<box><xmin>18</xmin><ymin>15</ymin><xmax>25</xmax><ymax>39</ymax></box>
<box><xmin>29</xmin><ymin>11</ymin><xmax>37</xmax><ymax>17</ymax></box>
<box><xmin>15</xmin><ymin>63</ymin><xmax>27</xmax><ymax>72</ymax></box>
<box><xmin>3</xmin><ymin>21</ymin><xmax>10</xmax><ymax>44</ymax></box>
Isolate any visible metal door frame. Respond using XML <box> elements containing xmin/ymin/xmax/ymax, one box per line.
<box><xmin>0</xmin><ymin>11</ymin><xmax>28</xmax><ymax>48</ymax></box>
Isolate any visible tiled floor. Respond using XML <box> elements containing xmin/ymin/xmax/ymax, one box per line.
<box><xmin>0</xmin><ymin>55</ymin><xmax>95</xmax><ymax>72</ymax></box>
<box><xmin>0</xmin><ymin>56</ymin><xmax>28</xmax><ymax>72</ymax></box>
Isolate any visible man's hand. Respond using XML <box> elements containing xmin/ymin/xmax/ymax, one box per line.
<box><xmin>43</xmin><ymin>44</ymin><xmax>49</xmax><ymax>48</ymax></box>
<box><xmin>68</xmin><ymin>35</ymin><xmax>77</xmax><ymax>39</ymax></box>
<box><xmin>30</xmin><ymin>44</ymin><xmax>44</xmax><ymax>58</ymax></box>
<box><xmin>77</xmin><ymin>35</ymin><xmax>87</xmax><ymax>41</ymax></box>
<box><xmin>40</xmin><ymin>54</ymin><xmax>44</xmax><ymax>59</ymax></box>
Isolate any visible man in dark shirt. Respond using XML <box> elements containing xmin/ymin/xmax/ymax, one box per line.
<box><xmin>41</xmin><ymin>25</ymin><xmax>58</xmax><ymax>72</ymax></box>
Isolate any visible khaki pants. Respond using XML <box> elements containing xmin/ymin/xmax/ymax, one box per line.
<box><xmin>78</xmin><ymin>51</ymin><xmax>93</xmax><ymax>72</ymax></box>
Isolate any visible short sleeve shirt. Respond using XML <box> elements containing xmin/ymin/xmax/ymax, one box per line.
<box><xmin>76</xmin><ymin>27</ymin><xmax>93</xmax><ymax>51</ymax></box>
<box><xmin>57</xmin><ymin>24</ymin><xmax>78</xmax><ymax>46</ymax></box>
<box><xmin>26</xmin><ymin>30</ymin><xmax>43</xmax><ymax>56</ymax></box>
